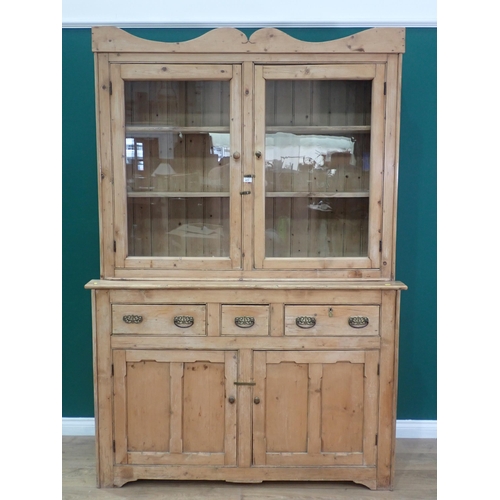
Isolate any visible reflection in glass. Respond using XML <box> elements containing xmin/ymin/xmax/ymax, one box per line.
<box><xmin>265</xmin><ymin>80</ymin><xmax>372</xmax><ymax>258</ymax></box>
<box><xmin>124</xmin><ymin>81</ymin><xmax>231</xmax><ymax>257</ymax></box>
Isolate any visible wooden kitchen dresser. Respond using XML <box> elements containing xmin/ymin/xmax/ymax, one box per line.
<box><xmin>86</xmin><ymin>26</ymin><xmax>407</xmax><ymax>490</ymax></box>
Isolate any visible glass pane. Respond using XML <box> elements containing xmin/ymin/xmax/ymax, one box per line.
<box><xmin>124</xmin><ymin>80</ymin><xmax>231</xmax><ymax>257</ymax></box>
<box><xmin>265</xmin><ymin>80</ymin><xmax>371</xmax><ymax>258</ymax></box>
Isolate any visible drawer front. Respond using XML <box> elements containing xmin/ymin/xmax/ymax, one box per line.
<box><xmin>221</xmin><ymin>305</ymin><xmax>269</xmax><ymax>336</ymax></box>
<box><xmin>285</xmin><ymin>305</ymin><xmax>379</xmax><ymax>336</ymax></box>
<box><xmin>112</xmin><ymin>304</ymin><xmax>206</xmax><ymax>335</ymax></box>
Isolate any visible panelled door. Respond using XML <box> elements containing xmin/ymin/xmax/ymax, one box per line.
<box><xmin>252</xmin><ymin>350</ymin><xmax>379</xmax><ymax>466</ymax></box>
<box><xmin>113</xmin><ymin>350</ymin><xmax>238</xmax><ymax>466</ymax></box>
<box><xmin>110</xmin><ymin>63</ymin><xmax>243</xmax><ymax>271</ymax></box>
<box><xmin>253</xmin><ymin>64</ymin><xmax>386</xmax><ymax>270</ymax></box>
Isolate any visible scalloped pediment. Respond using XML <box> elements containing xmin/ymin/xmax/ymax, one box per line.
<box><xmin>92</xmin><ymin>27</ymin><xmax>405</xmax><ymax>54</ymax></box>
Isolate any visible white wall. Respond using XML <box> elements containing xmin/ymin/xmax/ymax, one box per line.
<box><xmin>62</xmin><ymin>0</ymin><xmax>436</xmax><ymax>27</ymax></box>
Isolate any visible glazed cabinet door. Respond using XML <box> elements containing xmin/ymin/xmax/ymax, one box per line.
<box><xmin>252</xmin><ymin>350</ymin><xmax>379</xmax><ymax>466</ymax></box>
<box><xmin>254</xmin><ymin>64</ymin><xmax>386</xmax><ymax>271</ymax></box>
<box><xmin>113</xmin><ymin>350</ymin><xmax>238</xmax><ymax>466</ymax></box>
<box><xmin>110</xmin><ymin>64</ymin><xmax>242</xmax><ymax>272</ymax></box>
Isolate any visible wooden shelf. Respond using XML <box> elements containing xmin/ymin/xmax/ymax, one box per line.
<box><xmin>127</xmin><ymin>191</ymin><xmax>230</xmax><ymax>198</ymax></box>
<box><xmin>266</xmin><ymin>126</ymin><xmax>370</xmax><ymax>135</ymax></box>
<box><xmin>126</xmin><ymin>125</ymin><xmax>230</xmax><ymax>135</ymax></box>
<box><xmin>125</xmin><ymin>125</ymin><xmax>369</xmax><ymax>136</ymax></box>
<box><xmin>266</xmin><ymin>191</ymin><xmax>369</xmax><ymax>198</ymax></box>
<box><xmin>128</xmin><ymin>191</ymin><xmax>368</xmax><ymax>198</ymax></box>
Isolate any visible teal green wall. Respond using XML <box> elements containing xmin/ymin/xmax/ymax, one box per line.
<box><xmin>62</xmin><ymin>27</ymin><xmax>436</xmax><ymax>420</ymax></box>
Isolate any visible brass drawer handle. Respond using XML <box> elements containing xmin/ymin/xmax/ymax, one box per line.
<box><xmin>348</xmin><ymin>316</ymin><xmax>369</xmax><ymax>328</ymax></box>
<box><xmin>296</xmin><ymin>316</ymin><xmax>316</xmax><ymax>329</ymax></box>
<box><xmin>174</xmin><ymin>315</ymin><xmax>194</xmax><ymax>328</ymax></box>
<box><xmin>123</xmin><ymin>314</ymin><xmax>143</xmax><ymax>324</ymax></box>
<box><xmin>235</xmin><ymin>316</ymin><xmax>255</xmax><ymax>328</ymax></box>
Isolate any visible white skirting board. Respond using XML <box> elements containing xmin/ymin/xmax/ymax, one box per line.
<box><xmin>62</xmin><ymin>418</ymin><xmax>437</xmax><ymax>439</ymax></box>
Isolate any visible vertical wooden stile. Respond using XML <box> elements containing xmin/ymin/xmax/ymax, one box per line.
<box><xmin>307</xmin><ymin>363</ymin><xmax>323</xmax><ymax>455</ymax></box>
<box><xmin>238</xmin><ymin>348</ymin><xmax>253</xmax><ymax>467</ymax></box>
<box><xmin>224</xmin><ymin>351</ymin><xmax>238</xmax><ymax>465</ymax></box>
<box><xmin>231</xmin><ymin>65</ymin><xmax>243</xmax><ymax>268</ymax></box>
<box><xmin>112</xmin><ymin>350</ymin><xmax>127</xmax><ymax>464</ymax></box>
<box><xmin>207</xmin><ymin>302</ymin><xmax>220</xmax><ymax>336</ymax></box>
<box><xmin>110</xmin><ymin>64</ymin><xmax>128</xmax><ymax>267</ymax></box>
<box><xmin>169</xmin><ymin>362</ymin><xmax>184</xmax><ymax>454</ymax></box>
<box><xmin>90</xmin><ymin>290</ymin><xmax>100</xmax><ymax>483</ymax></box>
<box><xmin>377</xmin><ymin>290</ymin><xmax>398</xmax><ymax>488</ymax></box>
<box><xmin>252</xmin><ymin>351</ymin><xmax>267</xmax><ymax>465</ymax></box>
<box><xmin>253</xmin><ymin>64</ymin><xmax>266</xmax><ymax>268</ymax></box>
<box><xmin>363</xmin><ymin>350</ymin><xmax>379</xmax><ymax>465</ymax></box>
<box><xmin>94</xmin><ymin>289</ymin><xmax>113</xmax><ymax>487</ymax></box>
<box><xmin>367</xmin><ymin>64</ymin><xmax>386</xmax><ymax>269</ymax></box>
<box><xmin>390</xmin><ymin>289</ymin><xmax>402</xmax><ymax>486</ymax></box>
<box><xmin>383</xmin><ymin>54</ymin><xmax>401</xmax><ymax>280</ymax></box>
<box><xmin>269</xmin><ymin>303</ymin><xmax>284</xmax><ymax>336</ymax></box>
<box><xmin>95</xmin><ymin>54</ymin><xmax>115</xmax><ymax>277</ymax></box>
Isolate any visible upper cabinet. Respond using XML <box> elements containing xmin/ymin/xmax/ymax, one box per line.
<box><xmin>92</xmin><ymin>27</ymin><xmax>405</xmax><ymax>280</ymax></box>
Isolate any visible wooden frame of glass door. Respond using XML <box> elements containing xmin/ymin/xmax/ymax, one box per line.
<box><xmin>254</xmin><ymin>63</ymin><xmax>386</xmax><ymax>271</ymax></box>
<box><xmin>110</xmin><ymin>63</ymin><xmax>243</xmax><ymax>271</ymax></box>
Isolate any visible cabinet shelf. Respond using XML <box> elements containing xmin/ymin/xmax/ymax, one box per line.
<box><xmin>127</xmin><ymin>191</ymin><xmax>230</xmax><ymax>198</ymax></box>
<box><xmin>126</xmin><ymin>125</ymin><xmax>229</xmax><ymax>136</ymax></box>
<box><xmin>266</xmin><ymin>126</ymin><xmax>371</xmax><ymax>135</ymax></box>
<box><xmin>266</xmin><ymin>191</ymin><xmax>369</xmax><ymax>198</ymax></box>
<box><xmin>125</xmin><ymin>125</ymin><xmax>370</xmax><ymax>136</ymax></box>
<box><xmin>127</xmin><ymin>191</ymin><xmax>368</xmax><ymax>198</ymax></box>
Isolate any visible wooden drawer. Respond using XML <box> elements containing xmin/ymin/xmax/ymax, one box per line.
<box><xmin>112</xmin><ymin>304</ymin><xmax>206</xmax><ymax>335</ymax></box>
<box><xmin>221</xmin><ymin>305</ymin><xmax>269</xmax><ymax>335</ymax></box>
<box><xmin>284</xmin><ymin>305</ymin><xmax>379</xmax><ymax>336</ymax></box>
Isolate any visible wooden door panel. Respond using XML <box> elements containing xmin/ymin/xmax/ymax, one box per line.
<box><xmin>113</xmin><ymin>350</ymin><xmax>237</xmax><ymax>466</ymax></box>
<box><xmin>321</xmin><ymin>362</ymin><xmax>364</xmax><ymax>453</ymax></box>
<box><xmin>253</xmin><ymin>350</ymin><xmax>378</xmax><ymax>467</ymax></box>
<box><xmin>265</xmin><ymin>362</ymin><xmax>309</xmax><ymax>453</ymax></box>
<box><xmin>126</xmin><ymin>360</ymin><xmax>171</xmax><ymax>452</ymax></box>
<box><xmin>183</xmin><ymin>361</ymin><xmax>225</xmax><ymax>453</ymax></box>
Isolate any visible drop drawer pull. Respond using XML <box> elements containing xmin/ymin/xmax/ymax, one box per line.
<box><xmin>174</xmin><ymin>315</ymin><xmax>194</xmax><ymax>328</ymax></box>
<box><xmin>348</xmin><ymin>316</ymin><xmax>369</xmax><ymax>328</ymax></box>
<box><xmin>123</xmin><ymin>315</ymin><xmax>143</xmax><ymax>324</ymax></box>
<box><xmin>235</xmin><ymin>316</ymin><xmax>255</xmax><ymax>328</ymax></box>
<box><xmin>296</xmin><ymin>316</ymin><xmax>316</xmax><ymax>328</ymax></box>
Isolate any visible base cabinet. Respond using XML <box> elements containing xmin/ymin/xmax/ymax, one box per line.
<box><xmin>112</xmin><ymin>349</ymin><xmax>378</xmax><ymax>469</ymax></box>
<box><xmin>88</xmin><ymin>283</ymin><xmax>404</xmax><ymax>490</ymax></box>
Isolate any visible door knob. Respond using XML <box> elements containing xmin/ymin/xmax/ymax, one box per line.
<box><xmin>228</xmin><ymin>396</ymin><xmax>235</xmax><ymax>404</ymax></box>
<box><xmin>255</xmin><ymin>151</ymin><xmax>262</xmax><ymax>159</ymax></box>
<box><xmin>233</xmin><ymin>151</ymin><xmax>241</xmax><ymax>160</ymax></box>
<box><xmin>254</xmin><ymin>397</ymin><xmax>260</xmax><ymax>404</ymax></box>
